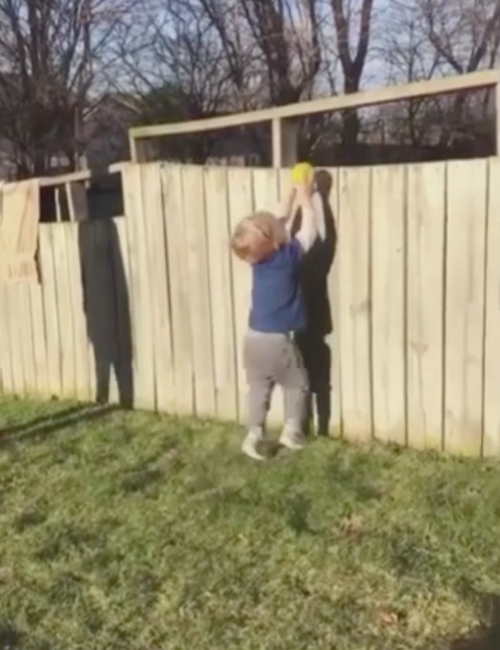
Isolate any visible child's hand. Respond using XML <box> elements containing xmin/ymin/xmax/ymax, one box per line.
<box><xmin>295</xmin><ymin>181</ymin><xmax>312</xmax><ymax>199</ymax></box>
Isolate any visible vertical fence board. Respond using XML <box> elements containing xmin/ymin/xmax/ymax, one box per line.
<box><xmin>64</xmin><ymin>224</ymin><xmax>91</xmax><ymax>401</ymax></box>
<box><xmin>338</xmin><ymin>167</ymin><xmax>372</xmax><ymax>441</ymax></box>
<box><xmin>371</xmin><ymin>165</ymin><xmax>406</xmax><ymax>445</ymax></box>
<box><xmin>39</xmin><ymin>227</ymin><xmax>61</xmax><ymax>398</ymax></box>
<box><xmin>444</xmin><ymin>159</ymin><xmax>487</xmax><ymax>456</ymax></box>
<box><xmin>161</xmin><ymin>165</ymin><xmax>194</xmax><ymax>415</ymax></box>
<box><xmin>182</xmin><ymin>166</ymin><xmax>216</xmax><ymax>417</ymax></box>
<box><xmin>407</xmin><ymin>162</ymin><xmax>446</xmax><ymax>450</ymax></box>
<box><xmin>79</xmin><ymin>221</ymin><xmax>120</xmax><ymax>405</ymax></box>
<box><xmin>228</xmin><ymin>168</ymin><xmax>254</xmax><ymax>426</ymax></box>
<box><xmin>97</xmin><ymin>221</ymin><xmax>121</xmax><ymax>405</ymax></box>
<box><xmin>325</xmin><ymin>167</ymin><xmax>341</xmax><ymax>435</ymax></box>
<box><xmin>130</xmin><ymin>166</ymin><xmax>157</xmax><ymax>409</ymax></box>
<box><xmin>140</xmin><ymin>164</ymin><xmax>174</xmax><ymax>412</ymax></box>
<box><xmin>121</xmin><ymin>165</ymin><xmax>156</xmax><ymax>410</ymax></box>
<box><xmin>6</xmin><ymin>286</ymin><xmax>25</xmax><ymax>395</ymax></box>
<box><xmin>112</xmin><ymin>217</ymin><xmax>135</xmax><ymax>409</ymax></box>
<box><xmin>19</xmin><ymin>283</ymin><xmax>36</xmax><ymax>395</ymax></box>
<box><xmin>28</xmin><ymin>275</ymin><xmax>49</xmax><ymax>398</ymax></box>
<box><xmin>144</xmin><ymin>170</ymin><xmax>174</xmax><ymax>413</ymax></box>
<box><xmin>52</xmin><ymin>224</ymin><xmax>76</xmax><ymax>398</ymax></box>
<box><xmin>0</xmin><ymin>287</ymin><xmax>13</xmax><ymax>393</ymax></box>
<box><xmin>204</xmin><ymin>167</ymin><xmax>238</xmax><ymax>421</ymax></box>
<box><xmin>252</xmin><ymin>167</ymin><xmax>283</xmax><ymax>427</ymax></box>
<box><xmin>78</xmin><ymin>222</ymin><xmax>97</xmax><ymax>402</ymax></box>
<box><xmin>483</xmin><ymin>158</ymin><xmax>500</xmax><ymax>456</ymax></box>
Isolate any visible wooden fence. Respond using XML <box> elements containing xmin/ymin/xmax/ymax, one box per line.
<box><xmin>0</xmin><ymin>159</ymin><xmax>499</xmax><ymax>457</ymax></box>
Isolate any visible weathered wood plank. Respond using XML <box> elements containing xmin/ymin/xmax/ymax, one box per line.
<box><xmin>112</xmin><ymin>218</ymin><xmax>135</xmax><ymax>409</ymax></box>
<box><xmin>0</xmin><ymin>286</ymin><xmax>13</xmax><ymax>394</ymax></box>
<box><xmin>337</xmin><ymin>167</ymin><xmax>372</xmax><ymax>442</ymax></box>
<box><xmin>52</xmin><ymin>224</ymin><xmax>76</xmax><ymax>398</ymax></box>
<box><xmin>323</xmin><ymin>168</ymin><xmax>341</xmax><ymax>435</ymax></box>
<box><xmin>19</xmin><ymin>283</ymin><xmax>36</xmax><ymax>395</ymax></box>
<box><xmin>407</xmin><ymin>162</ymin><xmax>446</xmax><ymax>450</ymax></box>
<box><xmin>483</xmin><ymin>157</ymin><xmax>500</xmax><ymax>456</ymax></box>
<box><xmin>204</xmin><ymin>167</ymin><xmax>238</xmax><ymax>421</ymax></box>
<box><xmin>371</xmin><ymin>165</ymin><xmax>406</xmax><ymax>445</ymax></box>
<box><xmin>121</xmin><ymin>164</ymin><xmax>156</xmax><ymax>410</ymax></box>
<box><xmin>64</xmin><ymin>224</ymin><xmax>91</xmax><ymax>401</ymax></box>
<box><xmin>444</xmin><ymin>159</ymin><xmax>487</xmax><ymax>456</ymax></box>
<box><xmin>252</xmin><ymin>167</ymin><xmax>282</xmax><ymax>427</ymax></box>
<box><xmin>28</xmin><ymin>277</ymin><xmax>49</xmax><ymax>398</ymax></box>
<box><xmin>39</xmin><ymin>227</ymin><xmax>62</xmax><ymax>398</ymax></box>
<box><xmin>227</xmin><ymin>168</ymin><xmax>254</xmax><ymax>425</ymax></box>
<box><xmin>182</xmin><ymin>166</ymin><xmax>216</xmax><ymax>417</ymax></box>
<box><xmin>77</xmin><ymin>221</ymin><xmax>97</xmax><ymax>402</ymax></box>
<box><xmin>161</xmin><ymin>165</ymin><xmax>194</xmax><ymax>414</ymax></box>
<box><xmin>141</xmin><ymin>164</ymin><xmax>174</xmax><ymax>413</ymax></box>
<box><xmin>5</xmin><ymin>285</ymin><xmax>25</xmax><ymax>396</ymax></box>
<box><xmin>95</xmin><ymin>220</ymin><xmax>120</xmax><ymax>405</ymax></box>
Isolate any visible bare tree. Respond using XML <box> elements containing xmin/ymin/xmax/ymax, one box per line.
<box><xmin>119</xmin><ymin>0</ymin><xmax>323</xmax><ymax>162</ymax></box>
<box><xmin>197</xmin><ymin>0</ymin><xmax>322</xmax><ymax>107</ymax></box>
<box><xmin>329</xmin><ymin>0</ymin><xmax>375</xmax><ymax>145</ymax></box>
<box><xmin>419</xmin><ymin>0</ymin><xmax>500</xmax><ymax>74</ymax></box>
<box><xmin>377</xmin><ymin>0</ymin><xmax>441</xmax><ymax>146</ymax></box>
<box><xmin>115</xmin><ymin>0</ymin><xmax>239</xmax><ymax>162</ymax></box>
<box><xmin>415</xmin><ymin>0</ymin><xmax>500</xmax><ymax>147</ymax></box>
<box><xmin>0</xmin><ymin>0</ymin><xmax>130</xmax><ymax>178</ymax></box>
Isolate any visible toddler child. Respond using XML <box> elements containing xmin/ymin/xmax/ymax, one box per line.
<box><xmin>230</xmin><ymin>178</ymin><xmax>319</xmax><ymax>459</ymax></box>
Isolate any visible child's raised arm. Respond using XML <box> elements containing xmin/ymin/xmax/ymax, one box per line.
<box><xmin>294</xmin><ymin>185</ymin><xmax>318</xmax><ymax>252</ymax></box>
<box><xmin>275</xmin><ymin>186</ymin><xmax>297</xmax><ymax>230</ymax></box>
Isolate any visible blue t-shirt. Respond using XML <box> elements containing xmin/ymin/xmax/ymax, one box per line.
<box><xmin>249</xmin><ymin>238</ymin><xmax>305</xmax><ymax>333</ymax></box>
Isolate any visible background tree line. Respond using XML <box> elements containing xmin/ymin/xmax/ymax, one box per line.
<box><xmin>0</xmin><ymin>0</ymin><xmax>499</xmax><ymax>176</ymax></box>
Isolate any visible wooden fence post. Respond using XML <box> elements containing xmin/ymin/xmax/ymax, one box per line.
<box><xmin>272</xmin><ymin>117</ymin><xmax>299</xmax><ymax>168</ymax></box>
<box><xmin>496</xmin><ymin>78</ymin><xmax>500</xmax><ymax>155</ymax></box>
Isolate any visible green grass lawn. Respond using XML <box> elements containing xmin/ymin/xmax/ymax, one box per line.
<box><xmin>0</xmin><ymin>398</ymin><xmax>499</xmax><ymax>650</ymax></box>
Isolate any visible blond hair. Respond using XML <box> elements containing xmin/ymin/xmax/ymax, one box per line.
<box><xmin>230</xmin><ymin>211</ymin><xmax>287</xmax><ymax>263</ymax></box>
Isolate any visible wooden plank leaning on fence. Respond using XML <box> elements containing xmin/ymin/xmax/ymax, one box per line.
<box><xmin>0</xmin><ymin>180</ymin><xmax>40</xmax><ymax>398</ymax></box>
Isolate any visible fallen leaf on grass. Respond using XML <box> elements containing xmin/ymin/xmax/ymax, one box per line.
<box><xmin>378</xmin><ymin>610</ymin><xmax>398</xmax><ymax>625</ymax></box>
<box><xmin>339</xmin><ymin>515</ymin><xmax>365</xmax><ymax>535</ymax></box>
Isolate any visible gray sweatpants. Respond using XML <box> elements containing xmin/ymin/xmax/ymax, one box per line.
<box><xmin>243</xmin><ymin>330</ymin><xmax>309</xmax><ymax>431</ymax></box>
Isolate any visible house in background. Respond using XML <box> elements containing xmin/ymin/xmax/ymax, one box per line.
<box><xmin>0</xmin><ymin>93</ymin><xmax>140</xmax><ymax>181</ymax></box>
<box><xmin>80</xmin><ymin>93</ymin><xmax>141</xmax><ymax>171</ymax></box>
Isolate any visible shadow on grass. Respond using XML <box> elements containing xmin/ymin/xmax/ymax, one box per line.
<box><xmin>445</xmin><ymin>594</ymin><xmax>500</xmax><ymax>650</ymax></box>
<box><xmin>0</xmin><ymin>623</ymin><xmax>22</xmax><ymax>649</ymax></box>
<box><xmin>0</xmin><ymin>404</ymin><xmax>118</xmax><ymax>449</ymax></box>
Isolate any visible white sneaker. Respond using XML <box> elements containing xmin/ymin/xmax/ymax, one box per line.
<box><xmin>242</xmin><ymin>429</ymin><xmax>266</xmax><ymax>460</ymax></box>
<box><xmin>279</xmin><ymin>426</ymin><xmax>307</xmax><ymax>451</ymax></box>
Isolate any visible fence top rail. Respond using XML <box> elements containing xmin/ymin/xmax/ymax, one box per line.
<box><xmin>129</xmin><ymin>69</ymin><xmax>500</xmax><ymax>142</ymax></box>
<box><xmin>38</xmin><ymin>170</ymin><xmax>92</xmax><ymax>188</ymax></box>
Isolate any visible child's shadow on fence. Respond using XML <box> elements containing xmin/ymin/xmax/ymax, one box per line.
<box><xmin>78</xmin><ymin>219</ymin><xmax>133</xmax><ymax>409</ymax></box>
<box><xmin>292</xmin><ymin>170</ymin><xmax>337</xmax><ymax>436</ymax></box>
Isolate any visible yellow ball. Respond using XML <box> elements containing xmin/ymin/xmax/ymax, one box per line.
<box><xmin>291</xmin><ymin>162</ymin><xmax>313</xmax><ymax>185</ymax></box>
